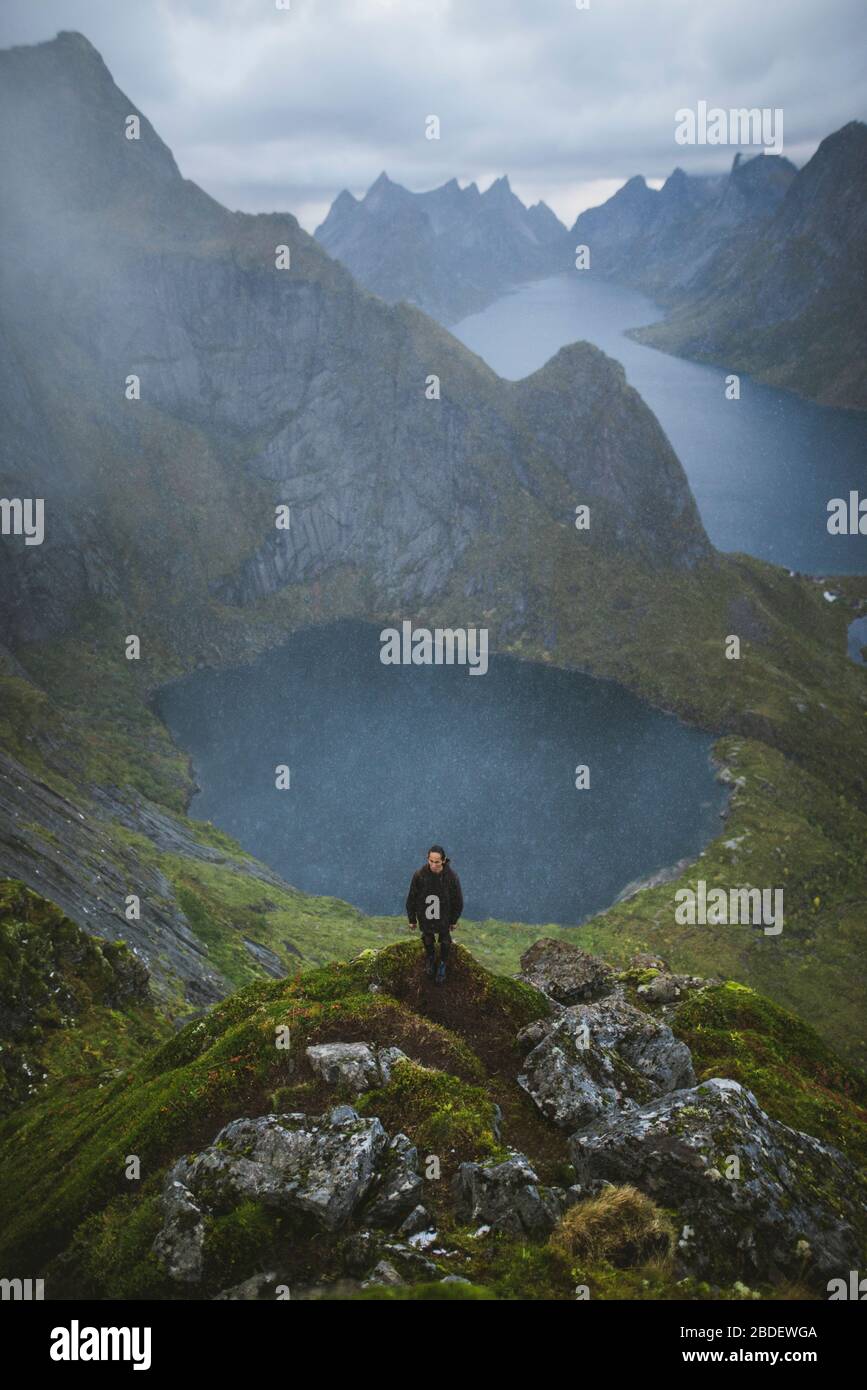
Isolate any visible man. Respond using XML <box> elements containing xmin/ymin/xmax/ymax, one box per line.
<box><xmin>406</xmin><ymin>844</ymin><xmax>463</xmax><ymax>985</ymax></box>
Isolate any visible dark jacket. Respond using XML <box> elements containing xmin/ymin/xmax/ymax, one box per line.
<box><xmin>406</xmin><ymin>862</ymin><xmax>463</xmax><ymax>929</ymax></box>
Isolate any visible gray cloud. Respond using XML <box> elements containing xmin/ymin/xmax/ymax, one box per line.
<box><xmin>1</xmin><ymin>0</ymin><xmax>864</xmax><ymax>229</ymax></box>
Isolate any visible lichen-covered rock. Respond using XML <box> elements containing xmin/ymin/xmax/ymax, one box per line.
<box><xmin>579</xmin><ymin>996</ymin><xmax>697</xmax><ymax>1093</ymax></box>
<box><xmin>519</xmin><ymin>939</ymin><xmax>615</xmax><ymax>1005</ymax></box>
<box><xmin>568</xmin><ymin>1078</ymin><xmax>867</xmax><ymax>1286</ymax></box>
<box><xmin>305</xmin><ymin>1042</ymin><xmax>410</xmax><ymax>1092</ymax></box>
<box><xmin>515</xmin><ymin>1017</ymin><xmax>555</xmax><ymax>1054</ymax></box>
<box><xmin>518</xmin><ymin>996</ymin><xmax>695</xmax><ymax>1131</ymax></box>
<box><xmin>452</xmin><ymin>1153</ymin><xmax>565</xmax><ymax>1235</ymax></box>
<box><xmin>637</xmin><ymin>973</ymin><xmax>721</xmax><ymax>1005</ymax></box>
<box><xmin>152</xmin><ymin>1176</ymin><xmax>206</xmax><ymax>1284</ymax></box>
<box><xmin>152</xmin><ymin>1105</ymin><xmax>389</xmax><ymax>1279</ymax></box>
<box><xmin>364</xmin><ymin>1132</ymin><xmax>424</xmax><ymax>1228</ymax></box>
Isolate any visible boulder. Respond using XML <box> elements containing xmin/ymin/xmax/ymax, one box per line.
<box><xmin>569</xmin><ymin>1078</ymin><xmax>867</xmax><ymax>1286</ymax></box>
<box><xmin>305</xmin><ymin>1042</ymin><xmax>410</xmax><ymax>1093</ymax></box>
<box><xmin>452</xmin><ymin>1152</ymin><xmax>565</xmax><ymax>1235</ymax></box>
<box><xmin>152</xmin><ymin>1105</ymin><xmax>390</xmax><ymax>1282</ymax></box>
<box><xmin>519</xmin><ymin>939</ymin><xmax>615</xmax><ymax>1005</ymax></box>
<box><xmin>518</xmin><ymin>997</ymin><xmax>695</xmax><ymax>1131</ymax></box>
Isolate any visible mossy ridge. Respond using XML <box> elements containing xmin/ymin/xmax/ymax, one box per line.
<box><xmin>0</xmin><ymin>881</ymin><xmax>169</xmax><ymax>1114</ymax></box>
<box><xmin>356</xmin><ymin>1058</ymin><xmax>503</xmax><ymax>1165</ymax></box>
<box><xmin>1</xmin><ymin>935</ymin><xmax>859</xmax><ymax>1300</ymax></box>
<box><xmin>669</xmin><ymin>981</ymin><xmax>867</xmax><ymax>1163</ymax></box>
<box><xmin>0</xmin><ymin>942</ymin><xmax>530</xmax><ymax>1273</ymax></box>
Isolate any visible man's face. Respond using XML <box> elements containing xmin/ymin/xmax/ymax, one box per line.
<box><xmin>428</xmin><ymin>853</ymin><xmax>444</xmax><ymax>874</ymax></box>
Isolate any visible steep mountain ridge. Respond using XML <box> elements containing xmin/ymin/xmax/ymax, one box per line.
<box><xmin>632</xmin><ymin>122</ymin><xmax>867</xmax><ymax>408</ymax></box>
<box><xmin>315</xmin><ymin>169</ymin><xmax>567</xmax><ymax>323</ymax></box>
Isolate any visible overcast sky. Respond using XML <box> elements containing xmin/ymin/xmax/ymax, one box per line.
<box><xmin>2</xmin><ymin>0</ymin><xmax>864</xmax><ymax>231</ymax></box>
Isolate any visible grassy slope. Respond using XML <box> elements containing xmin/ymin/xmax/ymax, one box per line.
<box><xmin>0</xmin><ymin>939</ymin><xmax>862</xmax><ymax>1300</ymax></box>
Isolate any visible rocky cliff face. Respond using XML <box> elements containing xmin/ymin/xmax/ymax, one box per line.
<box><xmin>570</xmin><ymin>151</ymin><xmax>797</xmax><ymax>299</ymax></box>
<box><xmin>632</xmin><ymin>122</ymin><xmax>867</xmax><ymax>409</ymax></box>
<box><xmin>315</xmin><ymin>170</ymin><xmax>567</xmax><ymax>324</ymax></box>
<box><xmin>0</xmin><ymin>31</ymin><xmax>710</xmax><ymax>656</ymax></box>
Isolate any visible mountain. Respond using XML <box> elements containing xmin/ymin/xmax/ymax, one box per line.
<box><xmin>631</xmin><ymin>122</ymin><xmax>867</xmax><ymax>409</ymax></box>
<box><xmin>315</xmin><ymin>170</ymin><xmax>567</xmax><ymax>323</ymax></box>
<box><xmin>1</xmin><ymin>33</ymin><xmax>866</xmax><ymax>1074</ymax></box>
<box><xmin>569</xmin><ymin>151</ymin><xmax>798</xmax><ymax>299</ymax></box>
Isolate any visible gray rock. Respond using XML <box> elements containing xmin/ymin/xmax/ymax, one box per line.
<box><xmin>518</xmin><ymin>996</ymin><xmax>694</xmax><ymax>1132</ymax></box>
<box><xmin>452</xmin><ymin>1153</ymin><xmax>565</xmax><ymax>1235</ymax></box>
<box><xmin>151</xmin><ymin>1177</ymin><xmax>206</xmax><ymax>1284</ymax></box>
<box><xmin>306</xmin><ymin>1042</ymin><xmax>380</xmax><ymax>1092</ymax></box>
<box><xmin>377</xmin><ymin>1046</ymin><xmax>410</xmax><ymax>1083</ymax></box>
<box><xmin>637</xmin><ymin>974</ymin><xmax>683</xmax><ymax>1004</ymax></box>
<box><xmin>398</xmin><ymin>1204</ymin><xmax>431</xmax><ymax>1237</ymax></box>
<box><xmin>152</xmin><ymin>1107</ymin><xmax>389</xmax><ymax>1279</ymax></box>
<box><xmin>516</xmin><ymin>1017</ymin><xmax>554</xmax><ymax>1054</ymax></box>
<box><xmin>362</xmin><ymin>1260</ymin><xmax>403</xmax><ymax>1288</ymax></box>
<box><xmin>569</xmin><ymin>1078</ymin><xmax>867</xmax><ymax>1287</ymax></box>
<box><xmin>305</xmin><ymin>1042</ymin><xmax>410</xmax><ymax>1093</ymax></box>
<box><xmin>519</xmin><ymin>939</ymin><xmax>616</xmax><ymax>1006</ymax></box>
<box><xmin>631</xmin><ymin>952</ymin><xmax>670</xmax><ymax>972</ymax></box>
<box><xmin>575</xmin><ymin>999</ymin><xmax>696</xmax><ymax>1094</ymax></box>
<box><xmin>364</xmin><ymin>1132</ymin><xmax>424</xmax><ymax>1228</ymax></box>
<box><xmin>382</xmin><ymin>1241</ymin><xmax>439</xmax><ymax>1278</ymax></box>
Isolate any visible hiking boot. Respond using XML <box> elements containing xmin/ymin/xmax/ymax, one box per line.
<box><xmin>425</xmin><ymin>958</ymin><xmax>436</xmax><ymax>980</ymax></box>
<box><xmin>435</xmin><ymin>962</ymin><xmax>446</xmax><ymax>986</ymax></box>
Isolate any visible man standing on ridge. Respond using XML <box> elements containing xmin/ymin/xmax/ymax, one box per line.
<box><xmin>406</xmin><ymin>845</ymin><xmax>463</xmax><ymax>985</ymax></box>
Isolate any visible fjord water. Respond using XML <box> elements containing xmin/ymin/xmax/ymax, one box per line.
<box><xmin>454</xmin><ymin>273</ymin><xmax>867</xmax><ymax>575</ymax></box>
<box><xmin>157</xmin><ymin>621</ymin><xmax>726</xmax><ymax>926</ymax></box>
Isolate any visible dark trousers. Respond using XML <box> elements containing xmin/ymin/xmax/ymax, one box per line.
<box><xmin>422</xmin><ymin>926</ymin><xmax>452</xmax><ymax>964</ymax></box>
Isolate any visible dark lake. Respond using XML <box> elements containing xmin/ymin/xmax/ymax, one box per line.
<box><xmin>157</xmin><ymin>620</ymin><xmax>726</xmax><ymax>926</ymax></box>
<box><xmin>454</xmin><ymin>273</ymin><xmax>867</xmax><ymax>576</ymax></box>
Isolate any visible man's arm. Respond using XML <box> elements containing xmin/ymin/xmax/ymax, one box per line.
<box><xmin>450</xmin><ymin>871</ymin><xmax>463</xmax><ymax>925</ymax></box>
<box><xmin>406</xmin><ymin>870</ymin><xmax>420</xmax><ymax>926</ymax></box>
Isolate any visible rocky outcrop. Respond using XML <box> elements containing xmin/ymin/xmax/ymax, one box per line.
<box><xmin>452</xmin><ymin>1152</ymin><xmax>569</xmax><ymax>1235</ymax></box>
<box><xmin>631</xmin><ymin>123</ymin><xmax>867</xmax><ymax>409</ymax></box>
<box><xmin>519</xmin><ymin>938</ymin><xmax>616</xmax><ymax>1005</ymax></box>
<box><xmin>152</xmin><ymin>1104</ymin><xmax>429</xmax><ymax>1287</ymax></box>
<box><xmin>305</xmin><ymin>1042</ymin><xmax>409</xmax><ymax>1093</ymax></box>
<box><xmin>569</xmin><ymin>1079</ymin><xmax>867</xmax><ymax>1286</ymax></box>
<box><xmin>570</xmin><ymin>150</ymin><xmax>797</xmax><ymax>302</ymax></box>
<box><xmin>518</xmin><ymin>996</ymin><xmax>695</xmax><ymax>1131</ymax></box>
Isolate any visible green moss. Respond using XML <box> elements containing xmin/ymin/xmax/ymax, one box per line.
<box><xmin>357</xmin><ymin>1059</ymin><xmax>502</xmax><ymax>1163</ymax></box>
<box><xmin>0</xmin><ymin>881</ymin><xmax>169</xmax><ymax>1114</ymax></box>
<box><xmin>671</xmin><ymin>982</ymin><xmax>867</xmax><ymax>1163</ymax></box>
<box><xmin>350</xmin><ymin>1281</ymin><xmax>498</xmax><ymax>1300</ymax></box>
